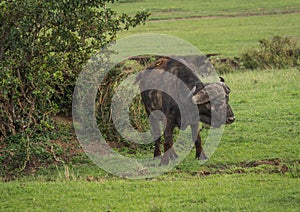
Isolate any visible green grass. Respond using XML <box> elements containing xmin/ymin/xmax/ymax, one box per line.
<box><xmin>216</xmin><ymin>69</ymin><xmax>300</xmax><ymax>161</ymax></box>
<box><xmin>1</xmin><ymin>69</ymin><xmax>299</xmax><ymax>211</ymax></box>
<box><xmin>118</xmin><ymin>13</ymin><xmax>300</xmax><ymax>56</ymax></box>
<box><xmin>1</xmin><ymin>174</ymin><xmax>299</xmax><ymax>211</ymax></box>
<box><xmin>173</xmin><ymin>69</ymin><xmax>300</xmax><ymax>172</ymax></box>
<box><xmin>111</xmin><ymin>0</ymin><xmax>300</xmax><ymax>20</ymax></box>
<box><xmin>1</xmin><ymin>1</ymin><xmax>300</xmax><ymax>211</ymax></box>
<box><xmin>113</xmin><ymin>0</ymin><xmax>300</xmax><ymax>56</ymax></box>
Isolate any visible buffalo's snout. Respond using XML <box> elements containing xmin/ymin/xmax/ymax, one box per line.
<box><xmin>193</xmin><ymin>80</ymin><xmax>235</xmax><ymax>128</ymax></box>
<box><xmin>226</xmin><ymin>105</ymin><xmax>235</xmax><ymax>124</ymax></box>
<box><xmin>226</xmin><ymin>116</ymin><xmax>235</xmax><ymax>124</ymax></box>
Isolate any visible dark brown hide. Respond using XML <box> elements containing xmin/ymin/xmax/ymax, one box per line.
<box><xmin>136</xmin><ymin>57</ymin><xmax>235</xmax><ymax>165</ymax></box>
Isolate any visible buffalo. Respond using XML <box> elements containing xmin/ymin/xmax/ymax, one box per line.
<box><xmin>135</xmin><ymin>56</ymin><xmax>235</xmax><ymax>165</ymax></box>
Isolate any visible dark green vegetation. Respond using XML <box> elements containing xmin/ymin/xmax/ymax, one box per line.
<box><xmin>0</xmin><ymin>0</ymin><xmax>149</xmax><ymax>137</ymax></box>
<box><xmin>0</xmin><ymin>0</ymin><xmax>149</xmax><ymax>176</ymax></box>
<box><xmin>241</xmin><ymin>35</ymin><xmax>300</xmax><ymax>70</ymax></box>
<box><xmin>213</xmin><ymin>35</ymin><xmax>300</xmax><ymax>74</ymax></box>
<box><xmin>1</xmin><ymin>0</ymin><xmax>300</xmax><ymax>211</ymax></box>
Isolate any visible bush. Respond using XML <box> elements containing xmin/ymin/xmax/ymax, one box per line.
<box><xmin>96</xmin><ymin>60</ymin><xmax>150</xmax><ymax>148</ymax></box>
<box><xmin>210</xmin><ymin>57</ymin><xmax>240</xmax><ymax>75</ymax></box>
<box><xmin>241</xmin><ymin>35</ymin><xmax>300</xmax><ymax>70</ymax></box>
<box><xmin>0</xmin><ymin>0</ymin><xmax>149</xmax><ymax>141</ymax></box>
<box><xmin>0</xmin><ymin>0</ymin><xmax>149</xmax><ymax>176</ymax></box>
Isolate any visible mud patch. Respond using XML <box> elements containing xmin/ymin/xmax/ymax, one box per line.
<box><xmin>149</xmin><ymin>11</ymin><xmax>300</xmax><ymax>22</ymax></box>
<box><xmin>195</xmin><ymin>158</ymin><xmax>299</xmax><ymax>176</ymax></box>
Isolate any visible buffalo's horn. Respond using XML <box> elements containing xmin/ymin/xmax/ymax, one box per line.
<box><xmin>187</xmin><ymin>86</ymin><xmax>196</xmax><ymax>98</ymax></box>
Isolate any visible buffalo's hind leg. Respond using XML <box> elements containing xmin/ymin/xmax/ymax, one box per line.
<box><xmin>191</xmin><ymin>123</ymin><xmax>207</xmax><ymax>160</ymax></box>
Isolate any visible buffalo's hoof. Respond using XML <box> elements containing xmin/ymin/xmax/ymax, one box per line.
<box><xmin>169</xmin><ymin>148</ymin><xmax>178</xmax><ymax>160</ymax></box>
<box><xmin>159</xmin><ymin>148</ymin><xmax>178</xmax><ymax>166</ymax></box>
<box><xmin>153</xmin><ymin>154</ymin><xmax>162</xmax><ymax>161</ymax></box>
<box><xmin>196</xmin><ymin>151</ymin><xmax>208</xmax><ymax>160</ymax></box>
<box><xmin>154</xmin><ymin>151</ymin><xmax>162</xmax><ymax>157</ymax></box>
<box><xmin>159</xmin><ymin>156</ymin><xmax>169</xmax><ymax>166</ymax></box>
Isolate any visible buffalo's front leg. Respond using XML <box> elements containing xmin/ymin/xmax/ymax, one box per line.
<box><xmin>149</xmin><ymin>116</ymin><xmax>161</xmax><ymax>158</ymax></box>
<box><xmin>161</xmin><ymin>118</ymin><xmax>178</xmax><ymax>165</ymax></box>
<box><xmin>191</xmin><ymin>123</ymin><xmax>207</xmax><ymax>160</ymax></box>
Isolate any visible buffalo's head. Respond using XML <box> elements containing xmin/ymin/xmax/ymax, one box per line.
<box><xmin>190</xmin><ymin>78</ymin><xmax>235</xmax><ymax>128</ymax></box>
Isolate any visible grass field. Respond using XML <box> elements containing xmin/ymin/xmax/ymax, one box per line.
<box><xmin>117</xmin><ymin>14</ymin><xmax>300</xmax><ymax>57</ymax></box>
<box><xmin>1</xmin><ymin>0</ymin><xmax>300</xmax><ymax>211</ymax></box>
<box><xmin>112</xmin><ymin>0</ymin><xmax>300</xmax><ymax>20</ymax></box>
<box><xmin>115</xmin><ymin>0</ymin><xmax>300</xmax><ymax>56</ymax></box>
<box><xmin>119</xmin><ymin>14</ymin><xmax>300</xmax><ymax>57</ymax></box>
<box><xmin>1</xmin><ymin>174</ymin><xmax>299</xmax><ymax>211</ymax></box>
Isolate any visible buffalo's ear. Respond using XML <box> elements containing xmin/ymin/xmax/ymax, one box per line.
<box><xmin>192</xmin><ymin>88</ymin><xmax>209</xmax><ymax>104</ymax></box>
<box><xmin>218</xmin><ymin>77</ymin><xmax>231</xmax><ymax>95</ymax></box>
<box><xmin>192</xmin><ymin>84</ymin><xmax>224</xmax><ymax>105</ymax></box>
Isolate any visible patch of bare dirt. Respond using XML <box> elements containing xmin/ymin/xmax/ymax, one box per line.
<box><xmin>149</xmin><ymin>11</ymin><xmax>300</xmax><ymax>23</ymax></box>
<box><xmin>196</xmin><ymin>158</ymin><xmax>296</xmax><ymax>176</ymax></box>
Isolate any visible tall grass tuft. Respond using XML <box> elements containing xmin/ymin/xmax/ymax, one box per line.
<box><xmin>241</xmin><ymin>35</ymin><xmax>300</xmax><ymax>70</ymax></box>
